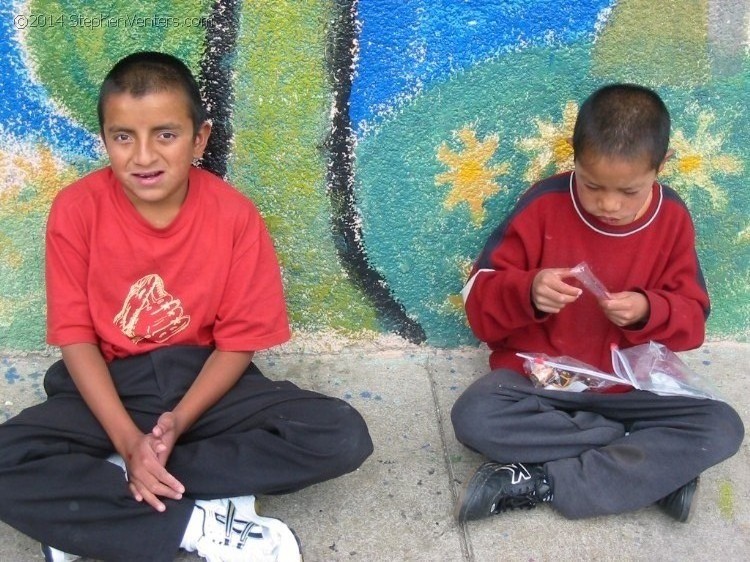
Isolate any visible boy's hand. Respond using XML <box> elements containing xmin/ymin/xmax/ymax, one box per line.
<box><xmin>123</xmin><ymin>433</ymin><xmax>185</xmax><ymax>512</ymax></box>
<box><xmin>600</xmin><ymin>291</ymin><xmax>650</xmax><ymax>327</ymax></box>
<box><xmin>532</xmin><ymin>268</ymin><xmax>582</xmax><ymax>314</ymax></box>
<box><xmin>150</xmin><ymin>411</ymin><xmax>183</xmax><ymax>466</ymax></box>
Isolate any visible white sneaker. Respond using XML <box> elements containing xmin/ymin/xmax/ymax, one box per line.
<box><xmin>194</xmin><ymin>496</ymin><xmax>302</xmax><ymax>562</ymax></box>
<box><xmin>40</xmin><ymin>544</ymin><xmax>80</xmax><ymax>562</ymax></box>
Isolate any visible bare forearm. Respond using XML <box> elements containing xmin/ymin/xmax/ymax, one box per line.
<box><xmin>171</xmin><ymin>349</ymin><xmax>254</xmax><ymax>434</ymax></box>
<box><xmin>61</xmin><ymin>343</ymin><xmax>142</xmax><ymax>454</ymax></box>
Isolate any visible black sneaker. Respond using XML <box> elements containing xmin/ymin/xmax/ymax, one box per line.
<box><xmin>657</xmin><ymin>477</ymin><xmax>698</xmax><ymax>523</ymax></box>
<box><xmin>456</xmin><ymin>462</ymin><xmax>552</xmax><ymax>522</ymax></box>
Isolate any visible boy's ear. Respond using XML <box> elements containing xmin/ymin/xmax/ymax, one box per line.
<box><xmin>192</xmin><ymin>121</ymin><xmax>212</xmax><ymax>159</ymax></box>
<box><xmin>657</xmin><ymin>148</ymin><xmax>675</xmax><ymax>173</ymax></box>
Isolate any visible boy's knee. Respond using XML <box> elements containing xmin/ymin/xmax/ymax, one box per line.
<box><xmin>450</xmin><ymin>392</ymin><xmax>473</xmax><ymax>440</ymax></box>
<box><xmin>451</xmin><ymin>388</ymin><xmax>494</xmax><ymax>449</ymax></box>
<box><xmin>0</xmin><ymin>422</ymin><xmax>34</xmax><ymax>469</ymax></box>
<box><xmin>330</xmin><ymin>402</ymin><xmax>373</xmax><ymax>471</ymax></box>
<box><xmin>704</xmin><ymin>400</ymin><xmax>745</xmax><ymax>461</ymax></box>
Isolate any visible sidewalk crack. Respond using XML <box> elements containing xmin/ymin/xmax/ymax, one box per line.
<box><xmin>426</xmin><ymin>354</ymin><xmax>474</xmax><ymax>561</ymax></box>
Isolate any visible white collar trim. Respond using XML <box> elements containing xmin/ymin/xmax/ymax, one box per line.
<box><xmin>569</xmin><ymin>171</ymin><xmax>662</xmax><ymax>238</ymax></box>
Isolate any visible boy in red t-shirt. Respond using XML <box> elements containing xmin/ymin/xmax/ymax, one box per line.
<box><xmin>0</xmin><ymin>52</ymin><xmax>372</xmax><ymax>562</ymax></box>
<box><xmin>452</xmin><ymin>84</ymin><xmax>743</xmax><ymax>523</ymax></box>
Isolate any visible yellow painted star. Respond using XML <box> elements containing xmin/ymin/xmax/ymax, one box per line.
<box><xmin>435</xmin><ymin>127</ymin><xmax>509</xmax><ymax>226</ymax></box>
<box><xmin>517</xmin><ymin>101</ymin><xmax>578</xmax><ymax>183</ymax></box>
<box><xmin>661</xmin><ymin>110</ymin><xmax>742</xmax><ymax>209</ymax></box>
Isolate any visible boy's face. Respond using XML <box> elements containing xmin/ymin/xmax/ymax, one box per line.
<box><xmin>101</xmin><ymin>89</ymin><xmax>210</xmax><ymax>222</ymax></box>
<box><xmin>574</xmin><ymin>153</ymin><xmax>661</xmax><ymax>226</ymax></box>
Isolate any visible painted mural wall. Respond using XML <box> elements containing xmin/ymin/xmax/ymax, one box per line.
<box><xmin>1</xmin><ymin>0</ymin><xmax>748</xmax><ymax>352</ymax></box>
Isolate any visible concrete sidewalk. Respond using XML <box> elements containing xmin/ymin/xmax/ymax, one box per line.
<box><xmin>1</xmin><ymin>341</ymin><xmax>748</xmax><ymax>561</ymax></box>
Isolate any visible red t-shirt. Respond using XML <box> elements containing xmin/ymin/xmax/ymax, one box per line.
<box><xmin>463</xmin><ymin>171</ymin><xmax>710</xmax><ymax>384</ymax></box>
<box><xmin>46</xmin><ymin>166</ymin><xmax>290</xmax><ymax>362</ymax></box>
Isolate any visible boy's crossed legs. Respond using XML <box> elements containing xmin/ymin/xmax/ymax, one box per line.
<box><xmin>0</xmin><ymin>346</ymin><xmax>372</xmax><ymax>561</ymax></box>
<box><xmin>451</xmin><ymin>369</ymin><xmax>744</xmax><ymax>520</ymax></box>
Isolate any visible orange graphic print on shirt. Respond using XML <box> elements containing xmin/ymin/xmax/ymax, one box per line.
<box><xmin>114</xmin><ymin>274</ymin><xmax>191</xmax><ymax>344</ymax></box>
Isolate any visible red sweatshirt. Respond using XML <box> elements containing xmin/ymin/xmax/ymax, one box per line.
<box><xmin>463</xmin><ymin>171</ymin><xmax>709</xmax><ymax>385</ymax></box>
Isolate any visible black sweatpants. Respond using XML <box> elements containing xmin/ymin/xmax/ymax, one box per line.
<box><xmin>0</xmin><ymin>346</ymin><xmax>373</xmax><ymax>561</ymax></box>
<box><xmin>451</xmin><ymin>369</ymin><xmax>744</xmax><ymax>519</ymax></box>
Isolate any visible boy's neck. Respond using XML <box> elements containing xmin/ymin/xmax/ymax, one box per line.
<box><xmin>138</xmin><ymin>204</ymin><xmax>182</xmax><ymax>229</ymax></box>
<box><xmin>125</xmin><ymin>187</ymin><xmax>188</xmax><ymax>229</ymax></box>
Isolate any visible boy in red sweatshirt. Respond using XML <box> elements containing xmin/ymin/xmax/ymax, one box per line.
<box><xmin>452</xmin><ymin>84</ymin><xmax>743</xmax><ymax>523</ymax></box>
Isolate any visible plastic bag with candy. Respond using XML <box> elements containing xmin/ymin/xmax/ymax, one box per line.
<box><xmin>518</xmin><ymin>342</ymin><xmax>722</xmax><ymax>400</ymax></box>
<box><xmin>517</xmin><ymin>353</ymin><xmax>629</xmax><ymax>392</ymax></box>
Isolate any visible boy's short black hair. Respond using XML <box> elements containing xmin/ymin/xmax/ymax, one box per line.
<box><xmin>97</xmin><ymin>51</ymin><xmax>207</xmax><ymax>136</ymax></box>
<box><xmin>572</xmin><ymin>84</ymin><xmax>670</xmax><ymax>170</ymax></box>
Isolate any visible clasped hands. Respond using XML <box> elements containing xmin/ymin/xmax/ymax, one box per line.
<box><xmin>121</xmin><ymin>412</ymin><xmax>185</xmax><ymax>512</ymax></box>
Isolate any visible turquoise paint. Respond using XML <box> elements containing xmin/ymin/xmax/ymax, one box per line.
<box><xmin>357</xmin><ymin>46</ymin><xmax>597</xmax><ymax>345</ymax></box>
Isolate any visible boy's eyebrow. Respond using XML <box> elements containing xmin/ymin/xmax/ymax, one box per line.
<box><xmin>105</xmin><ymin>122</ymin><xmax>186</xmax><ymax>134</ymax></box>
<box><xmin>581</xmin><ymin>177</ymin><xmax>646</xmax><ymax>191</ymax></box>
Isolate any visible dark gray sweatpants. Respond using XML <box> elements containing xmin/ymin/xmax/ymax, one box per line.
<box><xmin>0</xmin><ymin>346</ymin><xmax>373</xmax><ymax>561</ymax></box>
<box><xmin>451</xmin><ymin>369</ymin><xmax>744</xmax><ymax>519</ymax></box>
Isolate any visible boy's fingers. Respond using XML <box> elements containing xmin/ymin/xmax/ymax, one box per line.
<box><xmin>128</xmin><ymin>473</ymin><xmax>183</xmax><ymax>512</ymax></box>
<box><xmin>545</xmin><ymin>283</ymin><xmax>581</xmax><ymax>302</ymax></box>
<box><xmin>154</xmin><ymin>465</ymin><xmax>185</xmax><ymax>495</ymax></box>
<box><xmin>139</xmin><ymin>488</ymin><xmax>166</xmax><ymax>512</ymax></box>
<box><xmin>546</xmin><ymin>271</ymin><xmax>582</xmax><ymax>297</ymax></box>
<box><xmin>128</xmin><ymin>478</ymin><xmax>165</xmax><ymax>511</ymax></box>
<box><xmin>128</xmin><ymin>482</ymin><xmax>143</xmax><ymax>502</ymax></box>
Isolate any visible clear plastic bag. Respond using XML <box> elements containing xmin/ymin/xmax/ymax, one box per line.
<box><xmin>569</xmin><ymin>262</ymin><xmax>611</xmax><ymax>299</ymax></box>
<box><xmin>518</xmin><ymin>342</ymin><xmax>723</xmax><ymax>400</ymax></box>
<box><xmin>611</xmin><ymin>341</ymin><xmax>723</xmax><ymax>400</ymax></box>
<box><xmin>517</xmin><ymin>353</ymin><xmax>627</xmax><ymax>392</ymax></box>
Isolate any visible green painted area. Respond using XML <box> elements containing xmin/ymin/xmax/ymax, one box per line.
<box><xmin>592</xmin><ymin>0</ymin><xmax>710</xmax><ymax>86</ymax></box>
<box><xmin>660</xmin><ymin>66</ymin><xmax>750</xmax><ymax>337</ymax></box>
<box><xmin>0</xmin><ymin>212</ymin><xmax>47</xmax><ymax>349</ymax></box>
<box><xmin>19</xmin><ymin>0</ymin><xmax>378</xmax><ymax>336</ymax></box>
<box><xmin>228</xmin><ymin>0</ymin><xmax>379</xmax><ymax>332</ymax></box>
<box><xmin>26</xmin><ymin>0</ymin><xmax>212</xmax><ymax>132</ymax></box>
<box><xmin>717</xmin><ymin>479</ymin><xmax>735</xmax><ymax>519</ymax></box>
<box><xmin>357</xmin><ymin>42</ymin><xmax>749</xmax><ymax>345</ymax></box>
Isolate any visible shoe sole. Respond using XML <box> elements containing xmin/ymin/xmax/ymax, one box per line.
<box><xmin>678</xmin><ymin>478</ymin><xmax>699</xmax><ymax>523</ymax></box>
<box><xmin>231</xmin><ymin>497</ymin><xmax>304</xmax><ymax>561</ymax></box>
<box><xmin>455</xmin><ymin>467</ymin><xmax>495</xmax><ymax>522</ymax></box>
